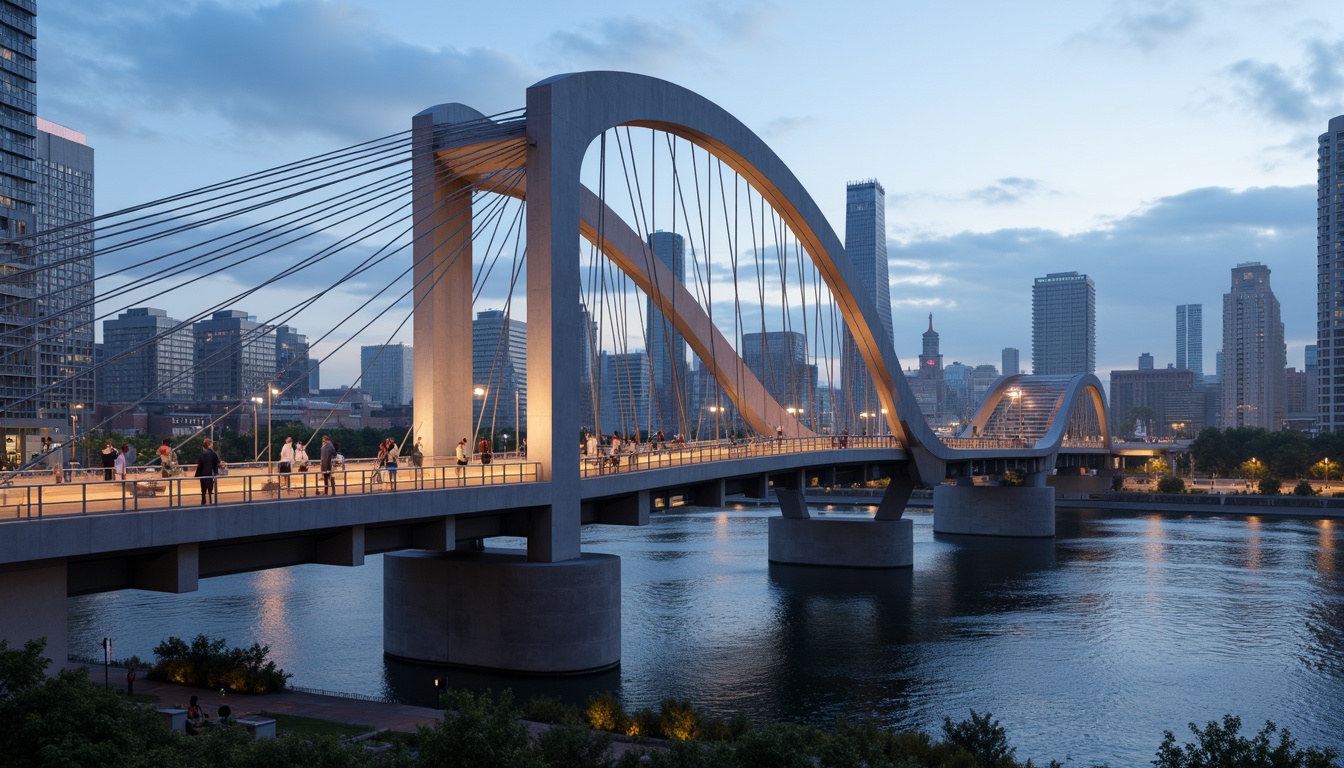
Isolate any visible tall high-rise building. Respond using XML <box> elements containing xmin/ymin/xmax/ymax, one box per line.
<box><xmin>646</xmin><ymin>231</ymin><xmax>687</xmax><ymax>435</ymax></box>
<box><xmin>0</xmin><ymin>1</ymin><xmax>36</xmax><ymax>428</ymax></box>
<box><xmin>193</xmin><ymin>310</ymin><xmax>276</xmax><ymax>401</ymax></box>
<box><xmin>275</xmin><ymin>325</ymin><xmax>314</xmax><ymax>396</ymax></box>
<box><xmin>742</xmin><ymin>330</ymin><xmax>816</xmax><ymax>426</ymax></box>
<box><xmin>1306</xmin><ymin>344</ymin><xmax>1319</xmax><ymax>430</ymax></box>
<box><xmin>33</xmin><ymin>120</ymin><xmax>94</xmax><ymax>419</ymax></box>
<box><xmin>1031</xmin><ymin>271</ymin><xmax>1095</xmax><ymax>375</ymax></box>
<box><xmin>99</xmin><ymin>308</ymin><xmax>193</xmax><ymax>405</ymax></box>
<box><xmin>472</xmin><ymin>309</ymin><xmax>526</xmax><ymax>430</ymax></box>
<box><xmin>1176</xmin><ymin>304</ymin><xmax>1203</xmax><ymax>381</ymax></box>
<box><xmin>598</xmin><ymin>350</ymin><xmax>650</xmax><ymax>438</ymax></box>
<box><xmin>1138</xmin><ymin>353</ymin><xmax>1154</xmax><ymax>370</ymax></box>
<box><xmin>1222</xmin><ymin>262</ymin><xmax>1285</xmax><ymax>430</ymax></box>
<box><xmin>1318</xmin><ymin>115</ymin><xmax>1344</xmax><ymax>430</ymax></box>
<box><xmin>1001</xmin><ymin>347</ymin><xmax>1020</xmax><ymax>377</ymax></box>
<box><xmin>360</xmin><ymin>342</ymin><xmax>412</xmax><ymax>407</ymax></box>
<box><xmin>910</xmin><ymin>314</ymin><xmax>944</xmax><ymax>420</ymax></box>
<box><xmin>840</xmin><ymin>180</ymin><xmax>892</xmax><ymax>430</ymax></box>
<box><xmin>578</xmin><ymin>302</ymin><xmax>597</xmax><ymax>430</ymax></box>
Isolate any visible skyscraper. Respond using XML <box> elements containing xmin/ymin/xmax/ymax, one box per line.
<box><xmin>33</xmin><ymin>120</ymin><xmax>94</xmax><ymax>419</ymax></box>
<box><xmin>275</xmin><ymin>325</ymin><xmax>314</xmax><ymax>396</ymax></box>
<box><xmin>472</xmin><ymin>309</ymin><xmax>526</xmax><ymax>430</ymax></box>
<box><xmin>910</xmin><ymin>314</ymin><xmax>944</xmax><ymax>420</ymax></box>
<box><xmin>840</xmin><ymin>180</ymin><xmax>892</xmax><ymax>430</ymax></box>
<box><xmin>0</xmin><ymin>2</ymin><xmax>39</xmax><ymax>426</ymax></box>
<box><xmin>1317</xmin><ymin>115</ymin><xmax>1344</xmax><ymax>431</ymax></box>
<box><xmin>742</xmin><ymin>330</ymin><xmax>816</xmax><ymax>426</ymax></box>
<box><xmin>193</xmin><ymin>310</ymin><xmax>276</xmax><ymax>401</ymax></box>
<box><xmin>1176</xmin><ymin>304</ymin><xmax>1203</xmax><ymax>381</ymax></box>
<box><xmin>1221</xmin><ymin>262</ymin><xmax>1285</xmax><ymax>430</ymax></box>
<box><xmin>598</xmin><ymin>350</ymin><xmax>650</xmax><ymax>438</ymax></box>
<box><xmin>1031</xmin><ymin>271</ymin><xmax>1095</xmax><ymax>375</ymax></box>
<box><xmin>99</xmin><ymin>308</ymin><xmax>193</xmax><ymax>405</ymax></box>
<box><xmin>1139</xmin><ymin>353</ymin><xmax>1154</xmax><ymax>370</ymax></box>
<box><xmin>1001</xmin><ymin>347</ymin><xmax>1020</xmax><ymax>377</ymax></box>
<box><xmin>646</xmin><ymin>231</ymin><xmax>687</xmax><ymax>435</ymax></box>
<box><xmin>360</xmin><ymin>342</ymin><xmax>413</xmax><ymax>407</ymax></box>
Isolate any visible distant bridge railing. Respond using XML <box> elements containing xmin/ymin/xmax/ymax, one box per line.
<box><xmin>0</xmin><ymin>460</ymin><xmax>541</xmax><ymax>521</ymax></box>
<box><xmin>579</xmin><ymin>435</ymin><xmax>901</xmax><ymax>477</ymax></box>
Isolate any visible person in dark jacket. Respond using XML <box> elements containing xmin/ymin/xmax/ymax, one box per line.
<box><xmin>194</xmin><ymin>439</ymin><xmax>221</xmax><ymax>505</ymax></box>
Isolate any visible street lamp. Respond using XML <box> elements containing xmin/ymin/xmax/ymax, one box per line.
<box><xmin>860</xmin><ymin>411</ymin><xmax>871</xmax><ymax>435</ymax></box>
<box><xmin>70</xmin><ymin>403</ymin><xmax>83</xmax><ymax>468</ymax></box>
<box><xmin>708</xmin><ymin>405</ymin><xmax>722</xmax><ymax>441</ymax></box>
<box><xmin>880</xmin><ymin>407</ymin><xmax>888</xmax><ymax>436</ymax></box>
<box><xmin>251</xmin><ymin>397</ymin><xmax>263</xmax><ymax>461</ymax></box>
<box><xmin>266</xmin><ymin>387</ymin><xmax>279</xmax><ymax>471</ymax></box>
<box><xmin>1325</xmin><ymin>457</ymin><xmax>1333</xmax><ymax>484</ymax></box>
<box><xmin>1007</xmin><ymin>389</ymin><xmax>1022</xmax><ymax>441</ymax></box>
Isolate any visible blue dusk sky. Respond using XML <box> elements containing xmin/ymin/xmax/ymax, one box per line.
<box><xmin>36</xmin><ymin>0</ymin><xmax>1343</xmax><ymax>386</ymax></box>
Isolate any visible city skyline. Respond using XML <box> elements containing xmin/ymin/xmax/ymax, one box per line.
<box><xmin>33</xmin><ymin>1</ymin><xmax>1340</xmax><ymax>388</ymax></box>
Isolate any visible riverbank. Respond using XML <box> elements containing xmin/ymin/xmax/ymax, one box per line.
<box><xmin>736</xmin><ymin>487</ymin><xmax>1344</xmax><ymax>520</ymax></box>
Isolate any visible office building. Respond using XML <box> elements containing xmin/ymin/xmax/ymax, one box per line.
<box><xmin>598</xmin><ymin>350</ymin><xmax>650</xmax><ymax>438</ymax></box>
<box><xmin>99</xmin><ymin>308</ymin><xmax>193</xmax><ymax>405</ymax></box>
<box><xmin>840</xmin><ymin>180</ymin><xmax>893</xmax><ymax>430</ymax></box>
<box><xmin>909</xmin><ymin>314</ymin><xmax>944</xmax><ymax>421</ymax></box>
<box><xmin>578</xmin><ymin>302</ymin><xmax>597</xmax><ymax>430</ymax></box>
<box><xmin>1031</xmin><ymin>271</ymin><xmax>1095</xmax><ymax>375</ymax></box>
<box><xmin>646</xmin><ymin>231</ymin><xmax>687</xmax><ymax>435</ymax></box>
<box><xmin>1176</xmin><ymin>304</ymin><xmax>1203</xmax><ymax>381</ymax></box>
<box><xmin>472</xmin><ymin>309</ymin><xmax>526</xmax><ymax>429</ymax></box>
<box><xmin>1138</xmin><ymin>353</ymin><xmax>1154</xmax><ymax>370</ymax></box>
<box><xmin>1110</xmin><ymin>367</ymin><xmax>1202</xmax><ymax>438</ymax></box>
<box><xmin>1001</xmin><ymin>347</ymin><xmax>1020</xmax><ymax>377</ymax></box>
<box><xmin>1221</xmin><ymin>262</ymin><xmax>1285</xmax><ymax>430</ymax></box>
<box><xmin>1306</xmin><ymin>344</ymin><xmax>1319</xmax><ymax>430</ymax></box>
<box><xmin>193</xmin><ymin>310</ymin><xmax>276</xmax><ymax>401</ymax></box>
<box><xmin>742</xmin><ymin>330</ymin><xmax>816</xmax><ymax>427</ymax></box>
<box><xmin>360</xmin><ymin>342</ymin><xmax>412</xmax><ymax>407</ymax></box>
<box><xmin>275</xmin><ymin>325</ymin><xmax>314</xmax><ymax>396</ymax></box>
<box><xmin>1318</xmin><ymin>115</ymin><xmax>1344</xmax><ymax>430</ymax></box>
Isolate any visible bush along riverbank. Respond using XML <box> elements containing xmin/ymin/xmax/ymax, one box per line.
<box><xmin>7</xmin><ymin>637</ymin><xmax>1340</xmax><ymax>768</ymax></box>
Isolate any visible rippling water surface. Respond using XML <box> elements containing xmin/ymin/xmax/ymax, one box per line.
<box><xmin>68</xmin><ymin>506</ymin><xmax>1344</xmax><ymax>765</ymax></box>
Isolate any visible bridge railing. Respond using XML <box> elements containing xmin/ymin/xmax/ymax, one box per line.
<box><xmin>0</xmin><ymin>460</ymin><xmax>542</xmax><ymax>521</ymax></box>
<box><xmin>579</xmin><ymin>435</ymin><xmax>901</xmax><ymax>477</ymax></box>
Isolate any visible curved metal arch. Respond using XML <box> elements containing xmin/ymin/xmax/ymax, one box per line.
<box><xmin>414</xmin><ymin>103</ymin><xmax>815</xmax><ymax>439</ymax></box>
<box><xmin>526</xmin><ymin>70</ymin><xmax>949</xmax><ymax>469</ymax></box>
<box><xmin>968</xmin><ymin>373</ymin><xmax>1111</xmax><ymax>453</ymax></box>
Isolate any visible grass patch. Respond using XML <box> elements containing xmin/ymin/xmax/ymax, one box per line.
<box><xmin>255</xmin><ymin>711</ymin><xmax>372</xmax><ymax>740</ymax></box>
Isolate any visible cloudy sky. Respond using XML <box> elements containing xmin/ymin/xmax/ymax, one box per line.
<box><xmin>36</xmin><ymin>0</ymin><xmax>1343</xmax><ymax>386</ymax></box>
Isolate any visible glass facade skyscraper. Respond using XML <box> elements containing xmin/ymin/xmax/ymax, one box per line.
<box><xmin>1317</xmin><ymin>115</ymin><xmax>1344</xmax><ymax>431</ymax></box>
<box><xmin>1222</xmin><ymin>262</ymin><xmax>1284</xmax><ymax>430</ymax></box>
<box><xmin>646</xmin><ymin>231</ymin><xmax>687</xmax><ymax>435</ymax></box>
<box><xmin>360</xmin><ymin>342</ymin><xmax>413</xmax><ymax>407</ymax></box>
<box><xmin>1031</xmin><ymin>271</ymin><xmax>1095</xmax><ymax>375</ymax></box>
<box><xmin>840</xmin><ymin>180</ymin><xmax>892</xmax><ymax>431</ymax></box>
<box><xmin>99</xmin><ymin>308</ymin><xmax>193</xmax><ymax>405</ymax></box>
<box><xmin>193</xmin><ymin>310</ymin><xmax>276</xmax><ymax>402</ymax></box>
<box><xmin>472</xmin><ymin>309</ymin><xmax>526</xmax><ymax>430</ymax></box>
<box><xmin>1176</xmin><ymin>304</ymin><xmax>1203</xmax><ymax>381</ymax></box>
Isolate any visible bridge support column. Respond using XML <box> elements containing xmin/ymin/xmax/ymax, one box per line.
<box><xmin>383</xmin><ymin>548</ymin><xmax>620</xmax><ymax>673</ymax></box>
<box><xmin>767</xmin><ymin>489</ymin><xmax>912</xmax><ymax>568</ymax></box>
<box><xmin>0</xmin><ymin>560</ymin><xmax>67</xmax><ymax>667</ymax></box>
<box><xmin>932</xmin><ymin>484</ymin><xmax>1055</xmax><ymax>537</ymax></box>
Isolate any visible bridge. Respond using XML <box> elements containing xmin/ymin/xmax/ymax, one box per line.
<box><xmin>0</xmin><ymin>72</ymin><xmax>1118</xmax><ymax>674</ymax></box>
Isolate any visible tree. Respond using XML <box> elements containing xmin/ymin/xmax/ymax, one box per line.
<box><xmin>1292</xmin><ymin>480</ymin><xmax>1319</xmax><ymax>497</ymax></box>
<box><xmin>1156</xmin><ymin>476</ymin><xmax>1186</xmax><ymax>494</ymax></box>
<box><xmin>1258</xmin><ymin>477</ymin><xmax>1282</xmax><ymax>495</ymax></box>
<box><xmin>1153</xmin><ymin>715</ymin><xmax>1338</xmax><ymax>768</ymax></box>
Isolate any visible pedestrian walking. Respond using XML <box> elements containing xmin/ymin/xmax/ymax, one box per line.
<box><xmin>278</xmin><ymin>436</ymin><xmax>294</xmax><ymax>490</ymax></box>
<box><xmin>114</xmin><ymin>444</ymin><xmax>127</xmax><ymax>482</ymax></box>
<box><xmin>455</xmin><ymin>437</ymin><xmax>469</xmax><ymax>483</ymax></box>
<box><xmin>99</xmin><ymin>441</ymin><xmax>116</xmax><ymax>481</ymax></box>
<box><xmin>318</xmin><ymin>435</ymin><xmax>336</xmax><ymax>495</ymax></box>
<box><xmin>386</xmin><ymin>439</ymin><xmax>399</xmax><ymax>489</ymax></box>
<box><xmin>194</xmin><ymin>439</ymin><xmax>221</xmax><ymax>505</ymax></box>
<box><xmin>374</xmin><ymin>439</ymin><xmax>388</xmax><ymax>486</ymax></box>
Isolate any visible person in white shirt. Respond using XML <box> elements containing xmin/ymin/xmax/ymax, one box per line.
<box><xmin>279</xmin><ymin>436</ymin><xmax>295</xmax><ymax>489</ymax></box>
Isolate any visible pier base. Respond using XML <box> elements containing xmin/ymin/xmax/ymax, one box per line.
<box><xmin>383</xmin><ymin>548</ymin><xmax>620</xmax><ymax>674</ymax></box>
<box><xmin>0</xmin><ymin>560</ymin><xmax>66</xmax><ymax>666</ymax></box>
<box><xmin>767</xmin><ymin>517</ymin><xmax>914</xmax><ymax>568</ymax></box>
<box><xmin>933</xmin><ymin>484</ymin><xmax>1055</xmax><ymax>537</ymax></box>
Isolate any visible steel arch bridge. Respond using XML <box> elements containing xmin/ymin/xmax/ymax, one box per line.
<box><xmin>412</xmin><ymin>71</ymin><xmax>1113</xmax><ymax>556</ymax></box>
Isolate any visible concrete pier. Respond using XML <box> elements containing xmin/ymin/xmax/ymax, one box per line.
<box><xmin>767</xmin><ymin>489</ymin><xmax>913</xmax><ymax>567</ymax></box>
<box><xmin>932</xmin><ymin>484</ymin><xmax>1055</xmax><ymax>537</ymax></box>
<box><xmin>383</xmin><ymin>548</ymin><xmax>621</xmax><ymax>674</ymax></box>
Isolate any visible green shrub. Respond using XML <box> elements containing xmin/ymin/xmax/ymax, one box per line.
<box><xmin>535</xmin><ymin>721</ymin><xmax>616</xmax><ymax>768</ymax></box>
<box><xmin>1258</xmin><ymin>477</ymin><xmax>1283</xmax><ymax>495</ymax></box>
<box><xmin>585</xmin><ymin>691</ymin><xmax>631</xmax><ymax>734</ymax></box>
<box><xmin>148</xmin><ymin>634</ymin><xmax>291</xmax><ymax>694</ymax></box>
<box><xmin>659</xmin><ymin>698</ymin><xmax>700</xmax><ymax>741</ymax></box>
<box><xmin>942</xmin><ymin>710</ymin><xmax>1014</xmax><ymax>766</ymax></box>
<box><xmin>1156</xmin><ymin>476</ymin><xmax>1187</xmax><ymax>494</ymax></box>
<box><xmin>1153</xmin><ymin>715</ymin><xmax>1338</xmax><ymax>768</ymax></box>
<box><xmin>417</xmin><ymin>688</ymin><xmax>542</xmax><ymax>768</ymax></box>
<box><xmin>524</xmin><ymin>694</ymin><xmax>584</xmax><ymax>726</ymax></box>
<box><xmin>1292</xmin><ymin>480</ymin><xmax>1319</xmax><ymax>497</ymax></box>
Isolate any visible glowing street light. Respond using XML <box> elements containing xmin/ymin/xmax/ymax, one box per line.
<box><xmin>251</xmin><ymin>396</ymin><xmax>263</xmax><ymax>461</ymax></box>
<box><xmin>1007</xmin><ymin>389</ymin><xmax>1022</xmax><ymax>441</ymax></box>
<box><xmin>707</xmin><ymin>405</ymin><xmax>722</xmax><ymax>440</ymax></box>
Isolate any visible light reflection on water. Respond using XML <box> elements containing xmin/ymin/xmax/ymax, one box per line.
<box><xmin>67</xmin><ymin>507</ymin><xmax>1344</xmax><ymax>765</ymax></box>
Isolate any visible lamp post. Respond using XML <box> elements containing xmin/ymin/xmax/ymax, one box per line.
<box><xmin>880</xmin><ymin>407</ymin><xmax>888</xmax><ymax>436</ymax></box>
<box><xmin>1325</xmin><ymin>457</ymin><xmax>1333</xmax><ymax>486</ymax></box>
<box><xmin>70</xmin><ymin>403</ymin><xmax>82</xmax><ymax>469</ymax></box>
<box><xmin>251</xmin><ymin>397</ymin><xmax>263</xmax><ymax>461</ymax></box>
<box><xmin>266</xmin><ymin>387</ymin><xmax>278</xmax><ymax>471</ymax></box>
<box><xmin>708</xmin><ymin>405</ymin><xmax>721</xmax><ymax>441</ymax></box>
<box><xmin>860</xmin><ymin>411</ymin><xmax>870</xmax><ymax>436</ymax></box>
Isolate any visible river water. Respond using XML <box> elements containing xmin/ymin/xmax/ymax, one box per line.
<box><xmin>68</xmin><ymin>505</ymin><xmax>1344</xmax><ymax>765</ymax></box>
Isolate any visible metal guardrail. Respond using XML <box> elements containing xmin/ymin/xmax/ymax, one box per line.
<box><xmin>0</xmin><ymin>459</ymin><xmax>541</xmax><ymax>521</ymax></box>
<box><xmin>579</xmin><ymin>435</ymin><xmax>901</xmax><ymax>477</ymax></box>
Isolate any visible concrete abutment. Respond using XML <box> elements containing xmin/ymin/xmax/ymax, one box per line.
<box><xmin>932</xmin><ymin>484</ymin><xmax>1055</xmax><ymax>537</ymax></box>
<box><xmin>383</xmin><ymin>548</ymin><xmax>620</xmax><ymax>674</ymax></box>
